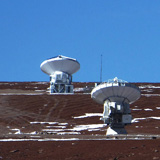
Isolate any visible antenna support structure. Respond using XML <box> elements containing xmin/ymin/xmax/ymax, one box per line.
<box><xmin>40</xmin><ymin>55</ymin><xmax>80</xmax><ymax>94</ymax></box>
<box><xmin>91</xmin><ymin>77</ymin><xmax>141</xmax><ymax>135</ymax></box>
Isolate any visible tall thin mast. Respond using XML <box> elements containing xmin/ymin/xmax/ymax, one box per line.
<box><xmin>100</xmin><ymin>54</ymin><xmax>102</xmax><ymax>82</ymax></box>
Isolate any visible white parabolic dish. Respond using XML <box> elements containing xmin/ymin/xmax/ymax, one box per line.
<box><xmin>40</xmin><ymin>55</ymin><xmax>80</xmax><ymax>75</ymax></box>
<box><xmin>91</xmin><ymin>82</ymin><xmax>141</xmax><ymax>105</ymax></box>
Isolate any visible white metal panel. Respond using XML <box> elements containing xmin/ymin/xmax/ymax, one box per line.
<box><xmin>40</xmin><ymin>55</ymin><xmax>80</xmax><ymax>75</ymax></box>
<box><xmin>91</xmin><ymin>82</ymin><xmax>141</xmax><ymax>104</ymax></box>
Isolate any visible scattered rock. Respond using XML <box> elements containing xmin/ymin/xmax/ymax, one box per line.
<box><xmin>154</xmin><ymin>150</ymin><xmax>159</xmax><ymax>153</ymax></box>
<box><xmin>38</xmin><ymin>149</ymin><xmax>43</xmax><ymax>154</ymax></box>
<box><xmin>153</xmin><ymin>157</ymin><xmax>159</xmax><ymax>160</ymax></box>
<box><xmin>131</xmin><ymin>147</ymin><xmax>138</xmax><ymax>149</ymax></box>
<box><xmin>10</xmin><ymin>149</ymin><xmax>19</xmax><ymax>153</ymax></box>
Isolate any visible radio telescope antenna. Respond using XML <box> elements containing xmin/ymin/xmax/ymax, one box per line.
<box><xmin>91</xmin><ymin>77</ymin><xmax>141</xmax><ymax>135</ymax></box>
<box><xmin>40</xmin><ymin>55</ymin><xmax>80</xmax><ymax>94</ymax></box>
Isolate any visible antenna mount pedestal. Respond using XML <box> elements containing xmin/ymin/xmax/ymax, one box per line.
<box><xmin>50</xmin><ymin>71</ymin><xmax>73</xmax><ymax>93</ymax></box>
<box><xmin>101</xmin><ymin>100</ymin><xmax>132</xmax><ymax>135</ymax></box>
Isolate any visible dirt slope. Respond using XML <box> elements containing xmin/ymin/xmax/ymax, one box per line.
<box><xmin>0</xmin><ymin>82</ymin><xmax>160</xmax><ymax>160</ymax></box>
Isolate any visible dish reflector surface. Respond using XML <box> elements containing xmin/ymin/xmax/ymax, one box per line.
<box><xmin>91</xmin><ymin>79</ymin><xmax>141</xmax><ymax>105</ymax></box>
<box><xmin>40</xmin><ymin>55</ymin><xmax>80</xmax><ymax>75</ymax></box>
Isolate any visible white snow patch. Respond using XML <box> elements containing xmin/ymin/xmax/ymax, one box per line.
<box><xmin>57</xmin><ymin>132</ymin><xmax>81</xmax><ymax>135</ymax></box>
<box><xmin>132</xmin><ymin>118</ymin><xmax>147</xmax><ymax>123</ymax></box>
<box><xmin>139</xmin><ymin>85</ymin><xmax>160</xmax><ymax>89</ymax></box>
<box><xmin>35</xmin><ymin>90</ymin><xmax>44</xmax><ymax>92</ymax></box>
<box><xmin>42</xmin><ymin>129</ymin><xmax>64</xmax><ymax>132</ymax></box>
<box><xmin>71</xmin><ymin>124</ymin><xmax>107</xmax><ymax>131</ymax></box>
<box><xmin>88</xmin><ymin>129</ymin><xmax>100</xmax><ymax>131</ymax></box>
<box><xmin>74</xmin><ymin>113</ymin><xmax>103</xmax><ymax>119</ymax></box>
<box><xmin>73</xmin><ymin>88</ymin><xmax>84</xmax><ymax>92</ymax></box>
<box><xmin>141</xmin><ymin>89</ymin><xmax>153</xmax><ymax>92</ymax></box>
<box><xmin>142</xmin><ymin>94</ymin><xmax>160</xmax><ymax>97</ymax></box>
<box><xmin>11</xmin><ymin>129</ymin><xmax>21</xmax><ymax>134</ymax></box>
<box><xmin>30</xmin><ymin>122</ymin><xmax>59</xmax><ymax>125</ymax></box>
<box><xmin>135</xmin><ymin>126</ymin><xmax>143</xmax><ymax>128</ymax></box>
<box><xmin>144</xmin><ymin>108</ymin><xmax>153</xmax><ymax>111</ymax></box>
<box><xmin>15</xmin><ymin>130</ymin><xmax>21</xmax><ymax>134</ymax></box>
<box><xmin>30</xmin><ymin>131</ymin><xmax>37</xmax><ymax>135</ymax></box>
<box><xmin>150</xmin><ymin>117</ymin><xmax>160</xmax><ymax>120</ymax></box>
<box><xmin>132</xmin><ymin>117</ymin><xmax>160</xmax><ymax>123</ymax></box>
<box><xmin>58</xmin><ymin>123</ymin><xmax>68</xmax><ymax>125</ymax></box>
<box><xmin>46</xmin><ymin>126</ymin><xmax>66</xmax><ymax>129</ymax></box>
<box><xmin>132</xmin><ymin>109</ymin><xmax>142</xmax><ymax>111</ymax></box>
<box><xmin>42</xmin><ymin>124</ymin><xmax>106</xmax><ymax>133</ymax></box>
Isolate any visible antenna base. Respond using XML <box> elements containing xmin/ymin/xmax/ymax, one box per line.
<box><xmin>50</xmin><ymin>84</ymin><xmax>73</xmax><ymax>93</ymax></box>
<box><xmin>49</xmin><ymin>71</ymin><xmax>73</xmax><ymax>93</ymax></box>
<box><xmin>106</xmin><ymin>126</ymin><xmax>127</xmax><ymax>135</ymax></box>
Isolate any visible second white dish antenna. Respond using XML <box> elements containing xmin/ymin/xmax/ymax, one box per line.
<box><xmin>40</xmin><ymin>55</ymin><xmax>80</xmax><ymax>93</ymax></box>
<box><xmin>40</xmin><ymin>55</ymin><xmax>80</xmax><ymax>75</ymax></box>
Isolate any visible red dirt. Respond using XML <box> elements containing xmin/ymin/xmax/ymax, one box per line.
<box><xmin>0</xmin><ymin>82</ymin><xmax>160</xmax><ymax>160</ymax></box>
<box><xmin>1</xmin><ymin>140</ymin><xmax>160</xmax><ymax>160</ymax></box>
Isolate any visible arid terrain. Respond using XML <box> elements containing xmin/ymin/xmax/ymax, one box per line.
<box><xmin>0</xmin><ymin>82</ymin><xmax>160</xmax><ymax>160</ymax></box>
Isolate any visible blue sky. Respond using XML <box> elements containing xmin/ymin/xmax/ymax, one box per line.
<box><xmin>0</xmin><ymin>0</ymin><xmax>160</xmax><ymax>82</ymax></box>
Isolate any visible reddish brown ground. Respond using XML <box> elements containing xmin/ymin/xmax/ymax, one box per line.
<box><xmin>1</xmin><ymin>140</ymin><xmax>160</xmax><ymax>160</ymax></box>
<box><xmin>0</xmin><ymin>82</ymin><xmax>160</xmax><ymax>160</ymax></box>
